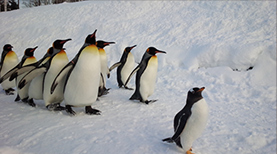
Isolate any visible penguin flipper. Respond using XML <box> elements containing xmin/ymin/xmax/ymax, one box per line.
<box><xmin>18</xmin><ymin>67</ymin><xmax>47</xmax><ymax>89</ymax></box>
<box><xmin>124</xmin><ymin>65</ymin><xmax>140</xmax><ymax>87</ymax></box>
<box><xmin>51</xmin><ymin>62</ymin><xmax>74</xmax><ymax>94</ymax></box>
<box><xmin>0</xmin><ymin>64</ymin><xmax>19</xmax><ymax>83</ymax></box>
<box><xmin>171</xmin><ymin>113</ymin><xmax>190</xmax><ymax>141</ymax></box>
<box><xmin>109</xmin><ymin>62</ymin><xmax>121</xmax><ymax>72</ymax></box>
<box><xmin>9</xmin><ymin>65</ymin><xmax>36</xmax><ymax>81</ymax></box>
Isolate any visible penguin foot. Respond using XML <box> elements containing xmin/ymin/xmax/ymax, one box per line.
<box><xmin>98</xmin><ymin>87</ymin><xmax>110</xmax><ymax>97</ymax></box>
<box><xmin>124</xmin><ymin>86</ymin><xmax>133</xmax><ymax>90</ymax></box>
<box><xmin>85</xmin><ymin>106</ymin><xmax>101</xmax><ymax>115</ymax></box>
<box><xmin>28</xmin><ymin>99</ymin><xmax>36</xmax><ymax>107</ymax></box>
<box><xmin>186</xmin><ymin>150</ymin><xmax>194</xmax><ymax>154</ymax></box>
<box><xmin>47</xmin><ymin>104</ymin><xmax>66</xmax><ymax>111</ymax></box>
<box><xmin>21</xmin><ymin>97</ymin><xmax>29</xmax><ymax>103</ymax></box>
<box><xmin>65</xmin><ymin>105</ymin><xmax>76</xmax><ymax>115</ymax></box>
<box><xmin>5</xmin><ymin>88</ymin><xmax>15</xmax><ymax>95</ymax></box>
<box><xmin>14</xmin><ymin>94</ymin><xmax>21</xmax><ymax>102</ymax></box>
<box><xmin>144</xmin><ymin>99</ymin><xmax>158</xmax><ymax>104</ymax></box>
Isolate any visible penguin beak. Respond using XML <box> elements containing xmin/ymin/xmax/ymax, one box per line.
<box><xmin>104</xmin><ymin>42</ymin><xmax>115</xmax><ymax>46</ymax></box>
<box><xmin>31</xmin><ymin>46</ymin><xmax>38</xmax><ymax>52</ymax></box>
<box><xmin>156</xmin><ymin>50</ymin><xmax>166</xmax><ymax>54</ymax></box>
<box><xmin>130</xmin><ymin>45</ymin><xmax>137</xmax><ymax>50</ymax></box>
<box><xmin>91</xmin><ymin>29</ymin><xmax>97</xmax><ymax>38</ymax></box>
<box><xmin>60</xmin><ymin>39</ymin><xmax>72</xmax><ymax>44</ymax></box>
<box><xmin>197</xmin><ymin>87</ymin><xmax>205</xmax><ymax>92</ymax></box>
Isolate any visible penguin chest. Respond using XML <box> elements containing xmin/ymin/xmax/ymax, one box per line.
<box><xmin>17</xmin><ymin>57</ymin><xmax>37</xmax><ymax>99</ymax></box>
<box><xmin>64</xmin><ymin>45</ymin><xmax>100</xmax><ymax>107</ymax></box>
<box><xmin>1</xmin><ymin>51</ymin><xmax>18</xmax><ymax>75</ymax></box>
<box><xmin>139</xmin><ymin>56</ymin><xmax>158</xmax><ymax>99</ymax></box>
<box><xmin>99</xmin><ymin>49</ymin><xmax>108</xmax><ymax>75</ymax></box>
<box><xmin>44</xmin><ymin>51</ymin><xmax>69</xmax><ymax>106</ymax></box>
<box><xmin>28</xmin><ymin>73</ymin><xmax>44</xmax><ymax>100</ymax></box>
<box><xmin>121</xmin><ymin>53</ymin><xmax>135</xmax><ymax>84</ymax></box>
<box><xmin>180</xmin><ymin>99</ymin><xmax>209</xmax><ymax>151</ymax></box>
<box><xmin>1</xmin><ymin>51</ymin><xmax>18</xmax><ymax>89</ymax></box>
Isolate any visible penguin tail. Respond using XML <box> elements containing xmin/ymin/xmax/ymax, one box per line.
<box><xmin>162</xmin><ymin>137</ymin><xmax>174</xmax><ymax>143</ymax></box>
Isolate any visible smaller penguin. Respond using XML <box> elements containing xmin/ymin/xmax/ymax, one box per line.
<box><xmin>96</xmin><ymin>40</ymin><xmax>115</xmax><ymax>97</ymax></box>
<box><xmin>162</xmin><ymin>87</ymin><xmax>209</xmax><ymax>154</ymax></box>
<box><xmin>0</xmin><ymin>44</ymin><xmax>19</xmax><ymax>95</ymax></box>
<box><xmin>124</xmin><ymin>47</ymin><xmax>166</xmax><ymax>104</ymax></box>
<box><xmin>109</xmin><ymin>45</ymin><xmax>136</xmax><ymax>90</ymax></box>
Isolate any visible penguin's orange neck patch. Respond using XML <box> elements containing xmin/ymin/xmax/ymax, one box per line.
<box><xmin>59</xmin><ymin>50</ymin><xmax>66</xmax><ymax>54</ymax></box>
<box><xmin>6</xmin><ymin>51</ymin><xmax>17</xmax><ymax>57</ymax></box>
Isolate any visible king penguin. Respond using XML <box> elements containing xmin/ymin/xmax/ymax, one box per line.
<box><xmin>11</xmin><ymin>47</ymin><xmax>38</xmax><ymax>102</ymax></box>
<box><xmin>96</xmin><ymin>40</ymin><xmax>115</xmax><ymax>97</ymax></box>
<box><xmin>51</xmin><ymin>30</ymin><xmax>101</xmax><ymax>115</ymax></box>
<box><xmin>43</xmin><ymin>39</ymin><xmax>70</xmax><ymax>110</ymax></box>
<box><xmin>162</xmin><ymin>87</ymin><xmax>209</xmax><ymax>154</ymax></box>
<box><xmin>0</xmin><ymin>44</ymin><xmax>19</xmax><ymax>95</ymax></box>
<box><xmin>124</xmin><ymin>47</ymin><xmax>166</xmax><ymax>104</ymax></box>
<box><xmin>109</xmin><ymin>45</ymin><xmax>136</xmax><ymax>90</ymax></box>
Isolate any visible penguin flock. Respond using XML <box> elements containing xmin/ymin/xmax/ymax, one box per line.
<box><xmin>0</xmin><ymin>29</ymin><xmax>209</xmax><ymax>154</ymax></box>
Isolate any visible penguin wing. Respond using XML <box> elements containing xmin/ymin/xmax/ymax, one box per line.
<box><xmin>18</xmin><ymin>67</ymin><xmax>47</xmax><ymax>89</ymax></box>
<box><xmin>109</xmin><ymin>62</ymin><xmax>121</xmax><ymax>72</ymax></box>
<box><xmin>171</xmin><ymin>113</ymin><xmax>190</xmax><ymax>141</ymax></box>
<box><xmin>50</xmin><ymin>62</ymin><xmax>74</xmax><ymax>94</ymax></box>
<box><xmin>0</xmin><ymin>64</ymin><xmax>19</xmax><ymax>83</ymax></box>
<box><xmin>123</xmin><ymin>65</ymin><xmax>140</xmax><ymax>87</ymax></box>
<box><xmin>9</xmin><ymin>65</ymin><xmax>36</xmax><ymax>81</ymax></box>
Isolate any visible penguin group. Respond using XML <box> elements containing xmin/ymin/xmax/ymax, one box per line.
<box><xmin>0</xmin><ymin>29</ymin><xmax>209</xmax><ymax>154</ymax></box>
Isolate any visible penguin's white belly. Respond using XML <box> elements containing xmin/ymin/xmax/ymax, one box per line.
<box><xmin>121</xmin><ymin>53</ymin><xmax>135</xmax><ymax>84</ymax></box>
<box><xmin>1</xmin><ymin>53</ymin><xmax>18</xmax><ymax>89</ymax></box>
<box><xmin>28</xmin><ymin>73</ymin><xmax>44</xmax><ymax>100</ymax></box>
<box><xmin>139</xmin><ymin>57</ymin><xmax>158</xmax><ymax>101</ymax></box>
<box><xmin>64</xmin><ymin>46</ymin><xmax>100</xmax><ymax>107</ymax></box>
<box><xmin>17</xmin><ymin>57</ymin><xmax>37</xmax><ymax>99</ymax></box>
<box><xmin>43</xmin><ymin>53</ymin><xmax>68</xmax><ymax>106</ymax></box>
<box><xmin>180</xmin><ymin>99</ymin><xmax>209</xmax><ymax>151</ymax></box>
<box><xmin>99</xmin><ymin>51</ymin><xmax>108</xmax><ymax>87</ymax></box>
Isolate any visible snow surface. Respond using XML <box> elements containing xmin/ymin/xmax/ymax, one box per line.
<box><xmin>0</xmin><ymin>1</ymin><xmax>276</xmax><ymax>154</ymax></box>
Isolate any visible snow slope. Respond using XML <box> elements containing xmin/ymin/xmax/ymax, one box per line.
<box><xmin>0</xmin><ymin>1</ymin><xmax>276</xmax><ymax>154</ymax></box>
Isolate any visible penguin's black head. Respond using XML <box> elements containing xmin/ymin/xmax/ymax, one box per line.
<box><xmin>146</xmin><ymin>47</ymin><xmax>166</xmax><ymax>56</ymax></box>
<box><xmin>124</xmin><ymin>45</ymin><xmax>136</xmax><ymax>53</ymax></box>
<box><xmin>53</xmin><ymin>38</ymin><xmax>72</xmax><ymax>50</ymax></box>
<box><xmin>3</xmin><ymin>44</ymin><xmax>13</xmax><ymax>51</ymax></box>
<box><xmin>47</xmin><ymin>47</ymin><xmax>54</xmax><ymax>55</ymax></box>
<box><xmin>96</xmin><ymin>40</ymin><xmax>115</xmax><ymax>49</ymax></box>
<box><xmin>24</xmin><ymin>46</ymin><xmax>38</xmax><ymax>57</ymax></box>
<box><xmin>85</xmin><ymin>29</ymin><xmax>97</xmax><ymax>45</ymax></box>
<box><xmin>187</xmin><ymin>87</ymin><xmax>205</xmax><ymax>103</ymax></box>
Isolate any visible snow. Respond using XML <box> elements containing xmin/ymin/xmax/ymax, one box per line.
<box><xmin>0</xmin><ymin>1</ymin><xmax>276</xmax><ymax>154</ymax></box>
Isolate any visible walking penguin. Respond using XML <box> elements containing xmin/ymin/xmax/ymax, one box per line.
<box><xmin>162</xmin><ymin>87</ymin><xmax>209</xmax><ymax>154</ymax></box>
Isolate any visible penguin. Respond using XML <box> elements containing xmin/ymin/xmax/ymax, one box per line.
<box><xmin>124</xmin><ymin>47</ymin><xmax>166</xmax><ymax>104</ymax></box>
<box><xmin>18</xmin><ymin>39</ymin><xmax>71</xmax><ymax>110</ymax></box>
<box><xmin>0</xmin><ymin>44</ymin><xmax>19</xmax><ymax>95</ymax></box>
<box><xmin>0</xmin><ymin>46</ymin><xmax>38</xmax><ymax>102</ymax></box>
<box><xmin>109</xmin><ymin>45</ymin><xmax>136</xmax><ymax>90</ymax></box>
<box><xmin>27</xmin><ymin>47</ymin><xmax>54</xmax><ymax>107</ymax></box>
<box><xmin>162</xmin><ymin>87</ymin><xmax>209</xmax><ymax>154</ymax></box>
<box><xmin>96</xmin><ymin>40</ymin><xmax>115</xmax><ymax>97</ymax></box>
<box><xmin>51</xmin><ymin>30</ymin><xmax>101</xmax><ymax>115</ymax></box>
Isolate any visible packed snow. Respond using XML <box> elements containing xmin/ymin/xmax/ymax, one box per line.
<box><xmin>0</xmin><ymin>1</ymin><xmax>276</xmax><ymax>154</ymax></box>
